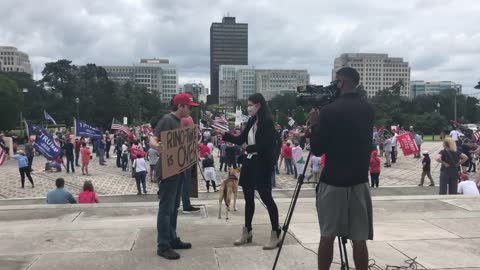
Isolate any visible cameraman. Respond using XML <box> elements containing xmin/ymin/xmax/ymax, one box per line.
<box><xmin>309</xmin><ymin>67</ymin><xmax>374</xmax><ymax>270</ymax></box>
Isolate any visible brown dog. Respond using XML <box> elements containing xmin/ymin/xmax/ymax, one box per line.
<box><xmin>218</xmin><ymin>168</ymin><xmax>240</xmax><ymax>220</ymax></box>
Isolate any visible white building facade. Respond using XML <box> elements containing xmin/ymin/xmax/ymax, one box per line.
<box><xmin>219</xmin><ymin>65</ymin><xmax>309</xmax><ymax>106</ymax></box>
<box><xmin>410</xmin><ymin>80</ymin><xmax>462</xmax><ymax>97</ymax></box>
<box><xmin>103</xmin><ymin>58</ymin><xmax>178</xmax><ymax>102</ymax></box>
<box><xmin>0</xmin><ymin>46</ymin><xmax>33</xmax><ymax>75</ymax></box>
<box><xmin>332</xmin><ymin>53</ymin><xmax>411</xmax><ymax>98</ymax></box>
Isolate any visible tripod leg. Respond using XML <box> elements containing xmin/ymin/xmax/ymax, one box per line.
<box><xmin>342</xmin><ymin>237</ymin><xmax>350</xmax><ymax>270</ymax></box>
<box><xmin>338</xmin><ymin>236</ymin><xmax>345</xmax><ymax>270</ymax></box>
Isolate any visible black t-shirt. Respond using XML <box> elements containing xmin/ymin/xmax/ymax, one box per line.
<box><xmin>202</xmin><ymin>157</ymin><xmax>214</xmax><ymax>168</ymax></box>
<box><xmin>225</xmin><ymin>145</ymin><xmax>236</xmax><ymax>158</ymax></box>
<box><xmin>439</xmin><ymin>150</ymin><xmax>461</xmax><ymax>175</ymax></box>
<box><xmin>422</xmin><ymin>155</ymin><xmax>431</xmax><ymax>171</ymax></box>
<box><xmin>310</xmin><ymin>92</ymin><xmax>374</xmax><ymax>187</ymax></box>
<box><xmin>63</xmin><ymin>142</ymin><xmax>74</xmax><ymax>157</ymax></box>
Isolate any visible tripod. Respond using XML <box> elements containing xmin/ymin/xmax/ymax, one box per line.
<box><xmin>271</xmin><ymin>151</ymin><xmax>350</xmax><ymax>270</ymax></box>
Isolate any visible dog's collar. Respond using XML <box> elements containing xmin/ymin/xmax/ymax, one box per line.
<box><xmin>228</xmin><ymin>174</ymin><xmax>238</xmax><ymax>180</ymax></box>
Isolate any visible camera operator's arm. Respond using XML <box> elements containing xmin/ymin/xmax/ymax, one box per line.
<box><xmin>309</xmin><ymin>108</ymin><xmax>329</xmax><ymax>157</ymax></box>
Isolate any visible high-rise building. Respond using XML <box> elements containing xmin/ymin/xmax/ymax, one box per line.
<box><xmin>410</xmin><ymin>81</ymin><xmax>462</xmax><ymax>97</ymax></box>
<box><xmin>180</xmin><ymin>83</ymin><xmax>209</xmax><ymax>103</ymax></box>
<box><xmin>103</xmin><ymin>58</ymin><xmax>178</xmax><ymax>102</ymax></box>
<box><xmin>0</xmin><ymin>46</ymin><xmax>33</xmax><ymax>75</ymax></box>
<box><xmin>209</xmin><ymin>17</ymin><xmax>248</xmax><ymax>104</ymax></box>
<box><xmin>332</xmin><ymin>53</ymin><xmax>411</xmax><ymax>98</ymax></box>
<box><xmin>218</xmin><ymin>65</ymin><xmax>310</xmax><ymax>107</ymax></box>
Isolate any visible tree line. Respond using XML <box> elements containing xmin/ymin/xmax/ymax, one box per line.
<box><xmin>1</xmin><ymin>59</ymin><xmax>479</xmax><ymax>136</ymax></box>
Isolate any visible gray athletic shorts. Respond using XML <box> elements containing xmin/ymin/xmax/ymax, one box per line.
<box><xmin>316</xmin><ymin>182</ymin><xmax>373</xmax><ymax>240</ymax></box>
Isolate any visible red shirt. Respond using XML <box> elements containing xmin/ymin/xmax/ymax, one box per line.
<box><xmin>369</xmin><ymin>155</ymin><xmax>381</xmax><ymax>173</ymax></box>
<box><xmin>78</xmin><ymin>191</ymin><xmax>97</xmax><ymax>204</ymax></box>
<box><xmin>199</xmin><ymin>144</ymin><xmax>211</xmax><ymax>158</ymax></box>
<box><xmin>283</xmin><ymin>146</ymin><xmax>293</xmax><ymax>159</ymax></box>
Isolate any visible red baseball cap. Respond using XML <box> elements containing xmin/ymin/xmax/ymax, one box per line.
<box><xmin>174</xmin><ymin>93</ymin><xmax>199</xmax><ymax>106</ymax></box>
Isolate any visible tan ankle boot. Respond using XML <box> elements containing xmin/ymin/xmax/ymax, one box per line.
<box><xmin>234</xmin><ymin>227</ymin><xmax>252</xmax><ymax>246</ymax></box>
<box><xmin>263</xmin><ymin>230</ymin><xmax>281</xmax><ymax>250</ymax></box>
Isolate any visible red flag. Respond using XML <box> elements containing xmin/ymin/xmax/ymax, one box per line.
<box><xmin>397</xmin><ymin>133</ymin><xmax>419</xmax><ymax>156</ymax></box>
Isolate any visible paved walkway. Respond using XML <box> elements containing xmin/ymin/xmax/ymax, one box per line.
<box><xmin>1</xmin><ymin>195</ymin><xmax>479</xmax><ymax>269</ymax></box>
<box><xmin>0</xmin><ymin>142</ymin><xmax>450</xmax><ymax>199</ymax></box>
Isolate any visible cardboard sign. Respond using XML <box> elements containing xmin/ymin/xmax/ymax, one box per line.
<box><xmin>160</xmin><ymin>125</ymin><xmax>199</xmax><ymax>179</ymax></box>
<box><xmin>397</xmin><ymin>133</ymin><xmax>419</xmax><ymax>156</ymax></box>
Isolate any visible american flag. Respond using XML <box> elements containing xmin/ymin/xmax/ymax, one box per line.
<box><xmin>241</xmin><ymin>114</ymin><xmax>250</xmax><ymax>123</ymax></box>
<box><xmin>111</xmin><ymin>118</ymin><xmax>130</xmax><ymax>134</ymax></box>
<box><xmin>474</xmin><ymin>130</ymin><xmax>480</xmax><ymax>142</ymax></box>
<box><xmin>211</xmin><ymin>120</ymin><xmax>229</xmax><ymax>132</ymax></box>
<box><xmin>0</xmin><ymin>147</ymin><xmax>7</xmax><ymax>166</ymax></box>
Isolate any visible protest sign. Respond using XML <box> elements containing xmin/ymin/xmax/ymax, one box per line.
<box><xmin>160</xmin><ymin>125</ymin><xmax>199</xmax><ymax>179</ymax></box>
<box><xmin>397</xmin><ymin>133</ymin><xmax>419</xmax><ymax>156</ymax></box>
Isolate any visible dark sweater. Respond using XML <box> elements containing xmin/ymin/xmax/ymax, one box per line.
<box><xmin>310</xmin><ymin>92</ymin><xmax>374</xmax><ymax>187</ymax></box>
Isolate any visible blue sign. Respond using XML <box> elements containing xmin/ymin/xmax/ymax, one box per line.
<box><xmin>26</xmin><ymin>122</ymin><xmax>62</xmax><ymax>160</ymax></box>
<box><xmin>75</xmin><ymin>119</ymin><xmax>102</xmax><ymax>139</ymax></box>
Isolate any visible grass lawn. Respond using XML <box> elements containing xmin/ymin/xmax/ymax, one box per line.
<box><xmin>423</xmin><ymin>135</ymin><xmax>450</xmax><ymax>142</ymax></box>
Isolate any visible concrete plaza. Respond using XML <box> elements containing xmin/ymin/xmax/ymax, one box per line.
<box><xmin>1</xmin><ymin>194</ymin><xmax>479</xmax><ymax>269</ymax></box>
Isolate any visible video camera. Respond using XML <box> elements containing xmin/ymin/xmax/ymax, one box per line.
<box><xmin>296</xmin><ymin>80</ymin><xmax>339</xmax><ymax>107</ymax></box>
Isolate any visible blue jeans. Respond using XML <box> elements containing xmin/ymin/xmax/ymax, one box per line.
<box><xmin>285</xmin><ymin>159</ymin><xmax>294</xmax><ymax>174</ymax></box>
<box><xmin>181</xmin><ymin>168</ymin><xmax>192</xmax><ymax>210</ymax></box>
<box><xmin>157</xmin><ymin>174</ymin><xmax>182</xmax><ymax>252</ymax></box>
<box><xmin>135</xmin><ymin>171</ymin><xmax>147</xmax><ymax>194</ymax></box>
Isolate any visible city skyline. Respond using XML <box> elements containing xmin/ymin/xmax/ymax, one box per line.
<box><xmin>0</xmin><ymin>0</ymin><xmax>479</xmax><ymax>93</ymax></box>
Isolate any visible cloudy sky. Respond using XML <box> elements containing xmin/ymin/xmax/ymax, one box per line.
<box><xmin>1</xmin><ymin>0</ymin><xmax>479</xmax><ymax>93</ymax></box>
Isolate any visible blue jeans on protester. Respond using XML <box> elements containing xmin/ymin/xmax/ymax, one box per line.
<box><xmin>135</xmin><ymin>171</ymin><xmax>147</xmax><ymax>194</ymax></box>
<box><xmin>285</xmin><ymin>159</ymin><xmax>294</xmax><ymax>175</ymax></box>
<box><xmin>157</xmin><ymin>174</ymin><xmax>182</xmax><ymax>252</ymax></box>
<box><xmin>181</xmin><ymin>168</ymin><xmax>192</xmax><ymax>210</ymax></box>
<box><xmin>121</xmin><ymin>154</ymin><xmax>128</xmax><ymax>171</ymax></box>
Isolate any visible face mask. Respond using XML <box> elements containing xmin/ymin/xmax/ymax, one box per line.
<box><xmin>247</xmin><ymin>105</ymin><xmax>258</xmax><ymax>116</ymax></box>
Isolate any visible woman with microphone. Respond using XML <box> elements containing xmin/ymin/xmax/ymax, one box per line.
<box><xmin>217</xmin><ymin>93</ymin><xmax>281</xmax><ymax>250</ymax></box>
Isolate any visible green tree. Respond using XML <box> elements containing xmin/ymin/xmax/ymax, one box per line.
<box><xmin>293</xmin><ymin>106</ymin><xmax>307</xmax><ymax>125</ymax></box>
<box><xmin>0</xmin><ymin>74</ymin><xmax>23</xmax><ymax>131</ymax></box>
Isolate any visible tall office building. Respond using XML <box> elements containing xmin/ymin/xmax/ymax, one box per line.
<box><xmin>209</xmin><ymin>16</ymin><xmax>248</xmax><ymax>104</ymax></box>
<box><xmin>332</xmin><ymin>53</ymin><xmax>411</xmax><ymax>98</ymax></box>
<box><xmin>219</xmin><ymin>65</ymin><xmax>309</xmax><ymax>108</ymax></box>
<box><xmin>410</xmin><ymin>81</ymin><xmax>462</xmax><ymax>97</ymax></box>
<box><xmin>103</xmin><ymin>58</ymin><xmax>178</xmax><ymax>102</ymax></box>
<box><xmin>0</xmin><ymin>46</ymin><xmax>33</xmax><ymax>75</ymax></box>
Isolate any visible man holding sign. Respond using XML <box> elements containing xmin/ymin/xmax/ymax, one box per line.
<box><xmin>150</xmin><ymin>93</ymin><xmax>199</xmax><ymax>260</ymax></box>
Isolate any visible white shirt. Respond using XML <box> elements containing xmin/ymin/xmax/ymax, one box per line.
<box><xmin>122</xmin><ymin>144</ymin><xmax>129</xmax><ymax>154</ymax></box>
<box><xmin>458</xmin><ymin>180</ymin><xmax>479</xmax><ymax>195</ymax></box>
<box><xmin>391</xmin><ymin>133</ymin><xmax>398</xmax><ymax>145</ymax></box>
<box><xmin>133</xmin><ymin>158</ymin><xmax>147</xmax><ymax>172</ymax></box>
<box><xmin>248</xmin><ymin>123</ymin><xmax>257</xmax><ymax>146</ymax></box>
<box><xmin>207</xmin><ymin>142</ymin><xmax>214</xmax><ymax>153</ymax></box>
<box><xmin>450</xmin><ymin>130</ymin><xmax>460</xmax><ymax>141</ymax></box>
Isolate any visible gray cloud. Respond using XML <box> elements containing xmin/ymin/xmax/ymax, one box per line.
<box><xmin>1</xmin><ymin>0</ymin><xmax>480</xmax><ymax>93</ymax></box>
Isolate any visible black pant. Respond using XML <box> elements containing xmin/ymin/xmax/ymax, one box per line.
<box><xmin>205</xmin><ymin>180</ymin><xmax>217</xmax><ymax>192</ymax></box>
<box><xmin>122</xmin><ymin>154</ymin><xmax>128</xmax><ymax>171</ymax></box>
<box><xmin>75</xmin><ymin>150</ymin><xmax>80</xmax><ymax>166</ymax></box>
<box><xmin>19</xmin><ymin>167</ymin><xmax>34</xmax><ymax>187</ymax></box>
<box><xmin>116</xmin><ymin>147</ymin><xmax>122</xmax><ymax>167</ymax></box>
<box><xmin>27</xmin><ymin>156</ymin><xmax>33</xmax><ymax>171</ymax></box>
<box><xmin>219</xmin><ymin>156</ymin><xmax>227</xmax><ymax>171</ymax></box>
<box><xmin>135</xmin><ymin>171</ymin><xmax>147</xmax><ymax>194</ymax></box>
<box><xmin>468</xmin><ymin>158</ymin><xmax>476</xmax><ymax>172</ymax></box>
<box><xmin>439</xmin><ymin>171</ymin><xmax>458</xmax><ymax>195</ymax></box>
<box><xmin>105</xmin><ymin>143</ymin><xmax>111</xmax><ymax>158</ymax></box>
<box><xmin>243</xmin><ymin>186</ymin><xmax>279</xmax><ymax>232</ymax></box>
<box><xmin>391</xmin><ymin>146</ymin><xmax>397</xmax><ymax>163</ymax></box>
<box><xmin>370</xmin><ymin>172</ymin><xmax>380</xmax><ymax>188</ymax></box>
<box><xmin>227</xmin><ymin>156</ymin><xmax>237</xmax><ymax>169</ymax></box>
<box><xmin>66</xmin><ymin>156</ymin><xmax>75</xmax><ymax>172</ymax></box>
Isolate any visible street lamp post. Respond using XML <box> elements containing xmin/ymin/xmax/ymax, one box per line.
<box><xmin>75</xmin><ymin>97</ymin><xmax>80</xmax><ymax>121</ymax></box>
<box><xmin>21</xmin><ymin>88</ymin><xmax>29</xmax><ymax>138</ymax></box>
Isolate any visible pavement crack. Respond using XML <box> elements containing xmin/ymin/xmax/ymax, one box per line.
<box><xmin>25</xmin><ymin>254</ymin><xmax>41</xmax><ymax>270</ymax></box>
<box><xmin>71</xmin><ymin>210</ymin><xmax>83</xmax><ymax>222</ymax></box>
<box><xmin>214</xmin><ymin>248</ymin><xmax>222</xmax><ymax>270</ymax></box>
<box><xmin>130</xmin><ymin>229</ymin><xmax>140</xmax><ymax>251</ymax></box>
